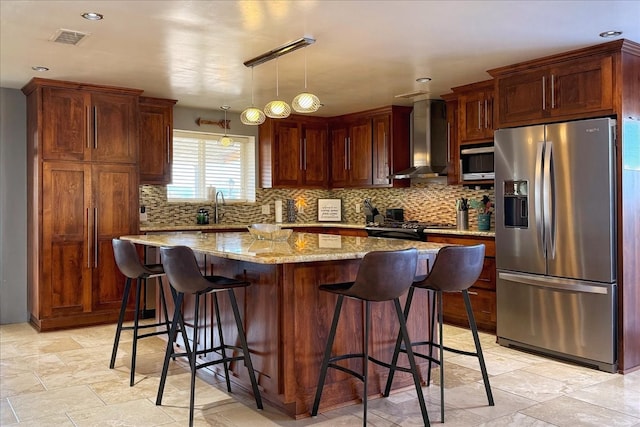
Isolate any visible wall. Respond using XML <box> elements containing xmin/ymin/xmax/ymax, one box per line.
<box><xmin>0</xmin><ymin>88</ymin><xmax>28</xmax><ymax>324</ymax></box>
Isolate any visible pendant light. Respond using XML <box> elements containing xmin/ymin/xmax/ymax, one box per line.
<box><xmin>264</xmin><ymin>57</ymin><xmax>291</xmax><ymax>119</ymax></box>
<box><xmin>220</xmin><ymin>106</ymin><xmax>233</xmax><ymax>147</ymax></box>
<box><xmin>241</xmin><ymin>66</ymin><xmax>266</xmax><ymax>125</ymax></box>
<box><xmin>292</xmin><ymin>51</ymin><xmax>320</xmax><ymax>113</ymax></box>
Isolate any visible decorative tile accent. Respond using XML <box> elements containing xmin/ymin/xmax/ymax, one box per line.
<box><xmin>140</xmin><ymin>184</ymin><xmax>495</xmax><ymax>229</ymax></box>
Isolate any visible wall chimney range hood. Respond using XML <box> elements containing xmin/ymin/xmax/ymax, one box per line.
<box><xmin>392</xmin><ymin>99</ymin><xmax>448</xmax><ymax>179</ymax></box>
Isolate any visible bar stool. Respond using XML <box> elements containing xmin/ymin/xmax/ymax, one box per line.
<box><xmin>156</xmin><ymin>245</ymin><xmax>263</xmax><ymax>427</ymax></box>
<box><xmin>110</xmin><ymin>238</ymin><xmax>172</xmax><ymax>386</ymax></box>
<box><xmin>311</xmin><ymin>248</ymin><xmax>430</xmax><ymax>426</ymax></box>
<box><xmin>384</xmin><ymin>244</ymin><xmax>494</xmax><ymax>422</ymax></box>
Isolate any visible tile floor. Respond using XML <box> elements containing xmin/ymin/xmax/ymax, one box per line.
<box><xmin>1</xmin><ymin>321</ymin><xmax>639</xmax><ymax>426</ymax></box>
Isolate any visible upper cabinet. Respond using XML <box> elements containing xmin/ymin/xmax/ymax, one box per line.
<box><xmin>258</xmin><ymin>115</ymin><xmax>328</xmax><ymax>188</ymax></box>
<box><xmin>489</xmin><ymin>44</ymin><xmax>620</xmax><ymax>128</ymax></box>
<box><xmin>36</xmin><ymin>82</ymin><xmax>140</xmax><ymax>163</ymax></box>
<box><xmin>453</xmin><ymin>80</ymin><xmax>494</xmax><ymax>143</ymax></box>
<box><xmin>329</xmin><ymin>106</ymin><xmax>411</xmax><ymax>189</ymax></box>
<box><xmin>441</xmin><ymin>93</ymin><xmax>459</xmax><ymax>185</ymax></box>
<box><xmin>139</xmin><ymin>96</ymin><xmax>177</xmax><ymax>185</ymax></box>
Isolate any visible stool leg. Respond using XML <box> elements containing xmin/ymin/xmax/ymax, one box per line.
<box><xmin>394</xmin><ymin>298</ymin><xmax>430</xmax><ymax>427</ymax></box>
<box><xmin>110</xmin><ymin>277</ymin><xmax>132</xmax><ymax>370</ymax></box>
<box><xmin>213</xmin><ymin>293</ymin><xmax>232</xmax><ymax>393</ymax></box>
<box><xmin>363</xmin><ymin>301</ymin><xmax>370</xmax><ymax>425</ymax></box>
<box><xmin>156</xmin><ymin>292</ymin><xmax>185</xmax><ymax>406</ymax></box>
<box><xmin>437</xmin><ymin>290</ymin><xmax>444</xmax><ymax>422</ymax></box>
<box><xmin>158</xmin><ymin>277</ymin><xmax>171</xmax><ymax>334</ymax></box>
<box><xmin>427</xmin><ymin>289</ymin><xmax>437</xmax><ymax>387</ymax></box>
<box><xmin>130</xmin><ymin>278</ymin><xmax>142</xmax><ymax>386</ymax></box>
<box><xmin>462</xmin><ymin>290</ymin><xmax>494</xmax><ymax>406</ymax></box>
<box><xmin>311</xmin><ymin>295</ymin><xmax>344</xmax><ymax>416</ymax></box>
<box><xmin>227</xmin><ymin>289</ymin><xmax>263</xmax><ymax>410</ymax></box>
<box><xmin>383</xmin><ymin>286</ymin><xmax>416</xmax><ymax>396</ymax></box>
<box><xmin>188</xmin><ymin>294</ymin><xmax>201</xmax><ymax>426</ymax></box>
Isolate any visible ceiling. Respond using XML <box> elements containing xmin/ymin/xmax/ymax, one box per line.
<box><xmin>1</xmin><ymin>1</ymin><xmax>639</xmax><ymax>117</ymax></box>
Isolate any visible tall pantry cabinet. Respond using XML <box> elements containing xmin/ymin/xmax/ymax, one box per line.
<box><xmin>23</xmin><ymin>78</ymin><xmax>142</xmax><ymax>331</ymax></box>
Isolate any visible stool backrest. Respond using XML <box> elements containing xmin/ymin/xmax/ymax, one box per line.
<box><xmin>418</xmin><ymin>244</ymin><xmax>485</xmax><ymax>292</ymax></box>
<box><xmin>349</xmin><ymin>248</ymin><xmax>418</xmax><ymax>301</ymax></box>
<box><xmin>160</xmin><ymin>245</ymin><xmax>212</xmax><ymax>295</ymax></box>
<box><xmin>112</xmin><ymin>238</ymin><xmax>146</xmax><ymax>279</ymax></box>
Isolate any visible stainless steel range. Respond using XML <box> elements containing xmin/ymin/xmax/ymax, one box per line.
<box><xmin>365</xmin><ymin>220</ymin><xmax>456</xmax><ymax>241</ymax></box>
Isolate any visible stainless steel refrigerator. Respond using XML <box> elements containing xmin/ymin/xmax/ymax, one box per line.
<box><xmin>494</xmin><ymin>117</ymin><xmax>617</xmax><ymax>373</ymax></box>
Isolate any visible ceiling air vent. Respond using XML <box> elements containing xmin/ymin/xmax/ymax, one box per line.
<box><xmin>50</xmin><ymin>29</ymin><xmax>90</xmax><ymax>46</ymax></box>
<box><xmin>394</xmin><ymin>90</ymin><xmax>429</xmax><ymax>99</ymax></box>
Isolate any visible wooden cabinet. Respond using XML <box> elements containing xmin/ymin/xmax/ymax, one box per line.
<box><xmin>441</xmin><ymin>93</ymin><xmax>459</xmax><ymax>185</ymax></box>
<box><xmin>258</xmin><ymin>115</ymin><xmax>328</xmax><ymax>188</ymax></box>
<box><xmin>41</xmin><ymin>85</ymin><xmax>138</xmax><ymax>163</ymax></box>
<box><xmin>426</xmin><ymin>234</ymin><xmax>496</xmax><ymax>332</ymax></box>
<box><xmin>454</xmin><ymin>80</ymin><xmax>494</xmax><ymax>143</ymax></box>
<box><xmin>492</xmin><ymin>55</ymin><xmax>614</xmax><ymax>127</ymax></box>
<box><xmin>330</xmin><ymin>106</ymin><xmax>411</xmax><ymax>188</ymax></box>
<box><xmin>139</xmin><ymin>96</ymin><xmax>177</xmax><ymax>185</ymax></box>
<box><xmin>23</xmin><ymin>78</ymin><xmax>141</xmax><ymax>331</ymax></box>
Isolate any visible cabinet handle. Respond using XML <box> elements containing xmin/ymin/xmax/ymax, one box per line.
<box><xmin>542</xmin><ymin>76</ymin><xmax>546</xmax><ymax>111</ymax></box>
<box><xmin>484</xmin><ymin>99</ymin><xmax>488</xmax><ymax>129</ymax></box>
<box><xmin>86</xmin><ymin>106</ymin><xmax>91</xmax><ymax>149</ymax></box>
<box><xmin>347</xmin><ymin>137</ymin><xmax>351</xmax><ymax>170</ymax></box>
<box><xmin>300</xmin><ymin>138</ymin><xmax>304</xmax><ymax>170</ymax></box>
<box><xmin>166</xmin><ymin>126</ymin><xmax>171</xmax><ymax>164</ymax></box>
<box><xmin>447</xmin><ymin>122</ymin><xmax>451</xmax><ymax>162</ymax></box>
<box><xmin>468</xmin><ymin>291</ymin><xmax>478</xmax><ymax>296</ymax></box>
<box><xmin>94</xmin><ymin>208</ymin><xmax>98</xmax><ymax>268</ymax></box>
<box><xmin>303</xmin><ymin>138</ymin><xmax>307</xmax><ymax>171</ymax></box>
<box><xmin>86</xmin><ymin>208</ymin><xmax>91</xmax><ymax>269</ymax></box>
<box><xmin>551</xmin><ymin>74</ymin><xmax>555</xmax><ymax>109</ymax></box>
<box><xmin>93</xmin><ymin>106</ymin><xmax>98</xmax><ymax>149</ymax></box>
<box><xmin>477</xmin><ymin>101</ymin><xmax>481</xmax><ymax>129</ymax></box>
<box><xmin>344</xmin><ymin>137</ymin><xmax>349</xmax><ymax>170</ymax></box>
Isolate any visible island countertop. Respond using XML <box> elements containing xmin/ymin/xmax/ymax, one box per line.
<box><xmin>121</xmin><ymin>231</ymin><xmax>447</xmax><ymax>264</ymax></box>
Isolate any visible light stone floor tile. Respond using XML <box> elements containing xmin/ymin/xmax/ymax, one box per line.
<box><xmin>2</xmin><ymin>322</ymin><xmax>640</xmax><ymax>426</ymax></box>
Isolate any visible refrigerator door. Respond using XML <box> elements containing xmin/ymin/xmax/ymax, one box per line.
<box><xmin>497</xmin><ymin>271</ymin><xmax>617</xmax><ymax>372</ymax></box>
<box><xmin>495</xmin><ymin>125</ymin><xmax>546</xmax><ymax>274</ymax></box>
<box><xmin>545</xmin><ymin>118</ymin><xmax>616</xmax><ymax>283</ymax></box>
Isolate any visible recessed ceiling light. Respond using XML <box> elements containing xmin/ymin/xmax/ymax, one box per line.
<box><xmin>81</xmin><ymin>12</ymin><xmax>103</xmax><ymax>21</ymax></box>
<box><xmin>31</xmin><ymin>66</ymin><xmax>49</xmax><ymax>72</ymax></box>
<box><xmin>599</xmin><ymin>30</ymin><xmax>622</xmax><ymax>38</ymax></box>
<box><xmin>416</xmin><ymin>77</ymin><xmax>432</xmax><ymax>83</ymax></box>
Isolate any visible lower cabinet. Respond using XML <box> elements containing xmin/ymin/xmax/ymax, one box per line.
<box><xmin>426</xmin><ymin>233</ymin><xmax>496</xmax><ymax>333</ymax></box>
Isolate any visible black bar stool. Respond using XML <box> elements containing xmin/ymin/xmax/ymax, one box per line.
<box><xmin>156</xmin><ymin>245</ymin><xmax>263</xmax><ymax>427</ymax></box>
<box><xmin>110</xmin><ymin>238</ymin><xmax>172</xmax><ymax>386</ymax></box>
<box><xmin>384</xmin><ymin>244</ymin><xmax>494</xmax><ymax>422</ymax></box>
<box><xmin>311</xmin><ymin>248</ymin><xmax>430</xmax><ymax>426</ymax></box>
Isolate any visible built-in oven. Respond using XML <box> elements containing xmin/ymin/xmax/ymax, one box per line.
<box><xmin>461</xmin><ymin>144</ymin><xmax>494</xmax><ymax>181</ymax></box>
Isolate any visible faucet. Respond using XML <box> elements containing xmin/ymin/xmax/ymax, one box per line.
<box><xmin>214</xmin><ymin>191</ymin><xmax>225</xmax><ymax>223</ymax></box>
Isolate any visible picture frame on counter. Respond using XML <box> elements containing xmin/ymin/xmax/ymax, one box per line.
<box><xmin>317</xmin><ymin>198</ymin><xmax>342</xmax><ymax>222</ymax></box>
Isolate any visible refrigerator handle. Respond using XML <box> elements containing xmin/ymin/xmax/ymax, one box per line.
<box><xmin>544</xmin><ymin>140</ymin><xmax>556</xmax><ymax>259</ymax></box>
<box><xmin>535</xmin><ymin>141</ymin><xmax>545</xmax><ymax>255</ymax></box>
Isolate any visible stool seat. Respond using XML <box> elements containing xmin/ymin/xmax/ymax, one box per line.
<box><xmin>311</xmin><ymin>248</ymin><xmax>430</xmax><ymax>426</ymax></box>
<box><xmin>110</xmin><ymin>239</ymin><xmax>172</xmax><ymax>386</ymax></box>
<box><xmin>156</xmin><ymin>245</ymin><xmax>263</xmax><ymax>427</ymax></box>
<box><xmin>384</xmin><ymin>244</ymin><xmax>494</xmax><ymax>422</ymax></box>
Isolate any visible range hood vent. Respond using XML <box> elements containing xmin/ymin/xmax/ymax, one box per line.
<box><xmin>392</xmin><ymin>99</ymin><xmax>448</xmax><ymax>179</ymax></box>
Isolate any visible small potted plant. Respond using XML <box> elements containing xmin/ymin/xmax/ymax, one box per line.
<box><xmin>470</xmin><ymin>195</ymin><xmax>493</xmax><ymax>231</ymax></box>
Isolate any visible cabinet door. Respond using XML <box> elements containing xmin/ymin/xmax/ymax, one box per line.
<box><xmin>372</xmin><ymin>114</ymin><xmax>391</xmax><ymax>186</ymax></box>
<box><xmin>348</xmin><ymin>119</ymin><xmax>373</xmax><ymax>187</ymax></box>
<box><xmin>496</xmin><ymin>68</ymin><xmax>548</xmax><ymax>127</ymax></box>
<box><xmin>273</xmin><ymin>121</ymin><xmax>302</xmax><ymax>187</ymax></box>
<box><xmin>139</xmin><ymin>101</ymin><xmax>173</xmax><ymax>184</ymax></box>
<box><xmin>551</xmin><ymin>55</ymin><xmax>613</xmax><ymax>117</ymax></box>
<box><xmin>459</xmin><ymin>91</ymin><xmax>493</xmax><ymax>142</ymax></box>
<box><xmin>42</xmin><ymin>87</ymin><xmax>89</xmax><ymax>161</ymax></box>
<box><xmin>41</xmin><ymin>162</ymin><xmax>92</xmax><ymax>317</ymax></box>
<box><xmin>330</xmin><ymin>126</ymin><xmax>349</xmax><ymax>187</ymax></box>
<box><xmin>301</xmin><ymin>123</ymin><xmax>328</xmax><ymax>187</ymax></box>
<box><xmin>445</xmin><ymin>99</ymin><xmax>460</xmax><ymax>185</ymax></box>
<box><xmin>90</xmin><ymin>92</ymin><xmax>138</xmax><ymax>163</ymax></box>
<box><xmin>91</xmin><ymin>164</ymin><xmax>138</xmax><ymax>311</ymax></box>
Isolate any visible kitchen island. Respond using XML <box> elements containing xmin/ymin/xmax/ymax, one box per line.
<box><xmin>121</xmin><ymin>231</ymin><xmax>447</xmax><ymax>418</ymax></box>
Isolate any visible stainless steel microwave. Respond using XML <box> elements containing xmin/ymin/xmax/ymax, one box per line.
<box><xmin>460</xmin><ymin>145</ymin><xmax>494</xmax><ymax>180</ymax></box>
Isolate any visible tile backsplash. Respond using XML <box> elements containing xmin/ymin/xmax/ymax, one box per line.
<box><xmin>140</xmin><ymin>183</ymin><xmax>495</xmax><ymax>229</ymax></box>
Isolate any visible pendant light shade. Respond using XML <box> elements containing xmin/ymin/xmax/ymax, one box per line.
<box><xmin>220</xmin><ymin>106</ymin><xmax>233</xmax><ymax>147</ymax></box>
<box><xmin>264</xmin><ymin>58</ymin><xmax>291</xmax><ymax>119</ymax></box>
<box><xmin>292</xmin><ymin>51</ymin><xmax>320</xmax><ymax>113</ymax></box>
<box><xmin>241</xmin><ymin>67</ymin><xmax>266</xmax><ymax>125</ymax></box>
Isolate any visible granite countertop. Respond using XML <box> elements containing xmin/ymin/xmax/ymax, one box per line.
<box><xmin>139</xmin><ymin>222</ymin><xmax>495</xmax><ymax>238</ymax></box>
<box><xmin>121</xmin><ymin>232</ymin><xmax>447</xmax><ymax>265</ymax></box>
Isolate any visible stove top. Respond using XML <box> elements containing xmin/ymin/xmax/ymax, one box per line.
<box><xmin>365</xmin><ymin>220</ymin><xmax>456</xmax><ymax>230</ymax></box>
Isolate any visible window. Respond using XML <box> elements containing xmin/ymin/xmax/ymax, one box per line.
<box><xmin>167</xmin><ymin>129</ymin><xmax>256</xmax><ymax>202</ymax></box>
